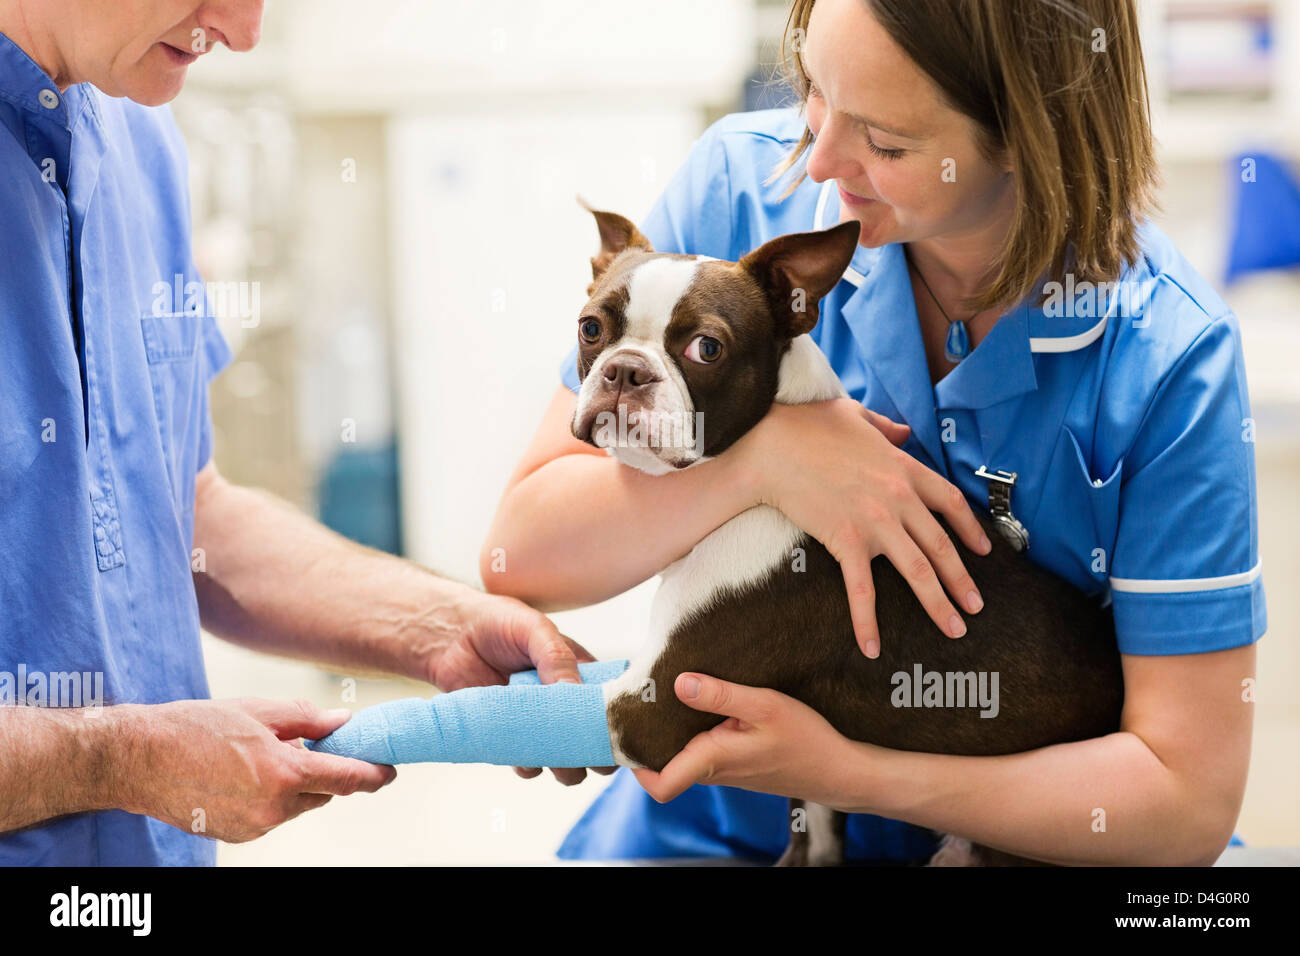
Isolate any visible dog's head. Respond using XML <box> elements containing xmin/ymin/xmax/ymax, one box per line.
<box><xmin>570</xmin><ymin>202</ymin><xmax>860</xmax><ymax>474</ymax></box>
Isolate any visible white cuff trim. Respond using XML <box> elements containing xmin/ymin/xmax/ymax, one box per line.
<box><xmin>1109</xmin><ymin>559</ymin><xmax>1263</xmax><ymax>594</ymax></box>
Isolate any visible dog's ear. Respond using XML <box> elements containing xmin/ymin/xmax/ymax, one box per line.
<box><xmin>738</xmin><ymin>220</ymin><xmax>860</xmax><ymax>338</ymax></box>
<box><xmin>579</xmin><ymin>197</ymin><xmax>654</xmax><ymax>295</ymax></box>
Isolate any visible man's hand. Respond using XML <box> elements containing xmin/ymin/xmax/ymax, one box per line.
<box><xmin>118</xmin><ymin>698</ymin><xmax>396</xmax><ymax>843</ymax></box>
<box><xmin>428</xmin><ymin>590</ymin><xmax>591</xmax><ymax>691</ymax></box>
<box><xmin>431</xmin><ymin>590</ymin><xmax>616</xmax><ymax>786</ymax></box>
<box><xmin>632</xmin><ymin>672</ymin><xmax>861</xmax><ymax>807</ymax></box>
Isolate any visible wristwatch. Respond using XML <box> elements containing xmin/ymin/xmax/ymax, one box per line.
<box><xmin>974</xmin><ymin>466</ymin><xmax>1030</xmax><ymax>552</ymax></box>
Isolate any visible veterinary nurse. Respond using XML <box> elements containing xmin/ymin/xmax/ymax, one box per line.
<box><xmin>484</xmin><ymin>0</ymin><xmax>1264</xmax><ymax>865</ymax></box>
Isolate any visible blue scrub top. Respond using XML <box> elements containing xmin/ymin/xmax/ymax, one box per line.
<box><xmin>557</xmin><ymin>108</ymin><xmax>1267</xmax><ymax>863</ymax></box>
<box><xmin>0</xmin><ymin>32</ymin><xmax>229</xmax><ymax>864</ymax></box>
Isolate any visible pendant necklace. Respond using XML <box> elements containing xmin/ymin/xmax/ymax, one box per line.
<box><xmin>907</xmin><ymin>252</ymin><xmax>974</xmax><ymax>363</ymax></box>
<box><xmin>906</xmin><ymin>250</ymin><xmax>1028</xmax><ymax>551</ymax></box>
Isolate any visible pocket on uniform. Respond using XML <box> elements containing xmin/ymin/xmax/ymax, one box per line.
<box><xmin>139</xmin><ymin>311</ymin><xmax>203</xmax><ymax>509</ymax></box>
<box><xmin>1062</xmin><ymin>425</ymin><xmax>1124</xmax><ymax>583</ymax></box>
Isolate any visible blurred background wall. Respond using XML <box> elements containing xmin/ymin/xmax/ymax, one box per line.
<box><xmin>175</xmin><ymin>0</ymin><xmax>1299</xmax><ymax>864</ymax></box>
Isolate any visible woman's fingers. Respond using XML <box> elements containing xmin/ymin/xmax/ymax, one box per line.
<box><xmin>912</xmin><ymin>462</ymin><xmax>992</xmax><ymax>558</ymax></box>
<box><xmin>903</xmin><ymin>505</ymin><xmax>985</xmax><ymax>616</ymax></box>
<box><xmin>859</xmin><ymin>406</ymin><xmax>912</xmax><ymax>447</ymax></box>
<box><xmin>877</xmin><ymin>521</ymin><xmax>968</xmax><ymax>639</ymax></box>
<box><xmin>835</xmin><ymin>543</ymin><xmax>881</xmax><ymax>658</ymax></box>
<box><xmin>633</xmin><ymin>736</ymin><xmax>727</xmax><ymax>803</ymax></box>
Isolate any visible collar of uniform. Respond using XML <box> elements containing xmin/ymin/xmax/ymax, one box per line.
<box><xmin>814</xmin><ymin>180</ymin><xmax>1110</xmax><ymax>416</ymax></box>
<box><xmin>0</xmin><ymin>28</ymin><xmax>93</xmax><ymax>131</ymax></box>
<box><xmin>838</xmin><ymin>240</ymin><xmax>952</xmax><ymax>474</ymax></box>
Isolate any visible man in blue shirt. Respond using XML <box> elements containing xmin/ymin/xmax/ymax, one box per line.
<box><xmin>0</xmin><ymin>0</ymin><xmax>591</xmax><ymax>865</ymax></box>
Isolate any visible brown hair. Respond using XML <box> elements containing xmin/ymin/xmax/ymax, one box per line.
<box><xmin>775</xmin><ymin>0</ymin><xmax>1159</xmax><ymax>312</ymax></box>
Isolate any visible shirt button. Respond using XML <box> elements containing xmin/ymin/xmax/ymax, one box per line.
<box><xmin>38</xmin><ymin>88</ymin><xmax>59</xmax><ymax>109</ymax></box>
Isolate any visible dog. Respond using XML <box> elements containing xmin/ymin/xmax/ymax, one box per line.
<box><xmin>569</xmin><ymin>203</ymin><xmax>1124</xmax><ymax>866</ymax></box>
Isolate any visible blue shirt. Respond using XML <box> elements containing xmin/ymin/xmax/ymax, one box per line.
<box><xmin>557</xmin><ymin>109</ymin><xmax>1267</xmax><ymax>862</ymax></box>
<box><xmin>0</xmin><ymin>31</ymin><xmax>229</xmax><ymax>865</ymax></box>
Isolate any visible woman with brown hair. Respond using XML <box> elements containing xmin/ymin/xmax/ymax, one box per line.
<box><xmin>483</xmin><ymin>0</ymin><xmax>1264</xmax><ymax>864</ymax></box>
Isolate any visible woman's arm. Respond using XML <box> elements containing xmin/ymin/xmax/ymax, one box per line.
<box><xmin>857</xmin><ymin>644</ymin><xmax>1254</xmax><ymax>865</ymax></box>
<box><xmin>482</xmin><ymin>385</ymin><xmax>991</xmax><ymax>656</ymax></box>
<box><xmin>635</xmin><ymin>643</ymin><xmax>1255</xmax><ymax>866</ymax></box>
<box><xmin>480</xmin><ymin>385</ymin><xmax>762</xmax><ymax>611</ymax></box>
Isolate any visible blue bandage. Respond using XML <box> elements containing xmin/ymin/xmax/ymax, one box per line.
<box><xmin>305</xmin><ymin>659</ymin><xmax>629</xmax><ymax>767</ymax></box>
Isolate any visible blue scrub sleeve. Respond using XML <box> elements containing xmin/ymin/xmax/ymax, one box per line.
<box><xmin>305</xmin><ymin>659</ymin><xmax>629</xmax><ymax>767</ymax></box>
<box><xmin>1109</xmin><ymin>314</ymin><xmax>1267</xmax><ymax>653</ymax></box>
<box><xmin>196</xmin><ymin>312</ymin><xmax>233</xmax><ymax>472</ymax></box>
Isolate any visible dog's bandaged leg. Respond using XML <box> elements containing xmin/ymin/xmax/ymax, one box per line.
<box><xmin>304</xmin><ymin>660</ymin><xmax>629</xmax><ymax>767</ymax></box>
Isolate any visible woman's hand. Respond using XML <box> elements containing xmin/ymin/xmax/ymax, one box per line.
<box><xmin>631</xmin><ymin>673</ymin><xmax>868</xmax><ymax>809</ymax></box>
<box><xmin>733</xmin><ymin>399</ymin><xmax>990</xmax><ymax>657</ymax></box>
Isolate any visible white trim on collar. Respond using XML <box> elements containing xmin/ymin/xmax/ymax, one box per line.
<box><xmin>1109</xmin><ymin>559</ymin><xmax>1263</xmax><ymax>594</ymax></box>
<box><xmin>815</xmin><ymin>179</ymin><xmax>835</xmax><ymax>231</ymax></box>
<box><xmin>1029</xmin><ymin>314</ymin><xmax>1109</xmax><ymax>353</ymax></box>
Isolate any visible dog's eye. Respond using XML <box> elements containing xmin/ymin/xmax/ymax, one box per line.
<box><xmin>579</xmin><ymin>317</ymin><xmax>602</xmax><ymax>344</ymax></box>
<box><xmin>684</xmin><ymin>335</ymin><xmax>722</xmax><ymax>364</ymax></box>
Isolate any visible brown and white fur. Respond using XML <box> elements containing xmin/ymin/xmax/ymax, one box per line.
<box><xmin>570</xmin><ymin>204</ymin><xmax>1123</xmax><ymax>866</ymax></box>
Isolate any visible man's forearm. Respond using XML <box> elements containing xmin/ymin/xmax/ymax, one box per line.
<box><xmin>0</xmin><ymin>705</ymin><xmax>140</xmax><ymax>833</ymax></box>
<box><xmin>193</xmin><ymin>473</ymin><xmax>471</xmax><ymax>683</ymax></box>
<box><xmin>839</xmin><ymin>731</ymin><xmax>1234</xmax><ymax>866</ymax></box>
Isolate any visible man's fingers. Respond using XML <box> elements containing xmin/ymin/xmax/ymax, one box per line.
<box><xmin>549</xmin><ymin>768</ymin><xmax>588</xmax><ymax>786</ymax></box>
<box><xmin>838</xmin><ymin>557</ymin><xmax>881</xmax><ymax>658</ymax></box>
<box><xmin>565</xmin><ymin>636</ymin><xmax>598</xmax><ymax>665</ymax></box>
<box><xmin>295</xmin><ymin>750</ymin><xmax>398</xmax><ymax>796</ymax></box>
<box><xmin>524</xmin><ymin>617</ymin><xmax>583</xmax><ymax>687</ymax></box>
<box><xmin>859</xmin><ymin>406</ymin><xmax>911</xmax><ymax>447</ymax></box>
<box><xmin>239</xmin><ymin>698</ymin><xmax>354</xmax><ymax>742</ymax></box>
<box><xmin>289</xmin><ymin>793</ymin><xmax>334</xmax><ymax>817</ymax></box>
<box><xmin>436</xmin><ymin>641</ymin><xmax>508</xmax><ymax>692</ymax></box>
<box><xmin>905</xmin><ymin>506</ymin><xmax>984</xmax><ymax>617</ymax></box>
<box><xmin>513</xmin><ymin>766</ymin><xmax>544</xmax><ymax>779</ymax></box>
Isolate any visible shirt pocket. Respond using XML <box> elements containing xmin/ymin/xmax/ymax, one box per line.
<box><xmin>1036</xmin><ymin>425</ymin><xmax>1124</xmax><ymax>592</ymax></box>
<box><xmin>139</xmin><ymin>311</ymin><xmax>203</xmax><ymax>512</ymax></box>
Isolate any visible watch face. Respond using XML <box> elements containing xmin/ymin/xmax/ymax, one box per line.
<box><xmin>993</xmin><ymin>513</ymin><xmax>1030</xmax><ymax>552</ymax></box>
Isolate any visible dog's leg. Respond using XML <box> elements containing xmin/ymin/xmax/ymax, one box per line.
<box><xmin>776</xmin><ymin>800</ymin><xmax>845</xmax><ymax>866</ymax></box>
<box><xmin>928</xmin><ymin>833</ymin><xmax>979</xmax><ymax>866</ymax></box>
<box><xmin>774</xmin><ymin>798</ymin><xmax>809</xmax><ymax>866</ymax></box>
<box><xmin>805</xmin><ymin>803</ymin><xmax>847</xmax><ymax>866</ymax></box>
<box><xmin>928</xmin><ymin>834</ymin><xmax>1053</xmax><ymax>866</ymax></box>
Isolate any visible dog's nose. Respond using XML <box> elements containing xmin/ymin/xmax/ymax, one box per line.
<box><xmin>601</xmin><ymin>354</ymin><xmax>661</xmax><ymax>391</ymax></box>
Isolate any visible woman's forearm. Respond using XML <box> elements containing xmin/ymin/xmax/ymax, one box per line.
<box><xmin>839</xmin><ymin>732</ymin><xmax>1236</xmax><ymax>866</ymax></box>
<box><xmin>481</xmin><ymin>448</ymin><xmax>759</xmax><ymax>609</ymax></box>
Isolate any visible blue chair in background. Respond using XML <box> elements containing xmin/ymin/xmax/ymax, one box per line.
<box><xmin>1226</xmin><ymin>150</ymin><xmax>1300</xmax><ymax>284</ymax></box>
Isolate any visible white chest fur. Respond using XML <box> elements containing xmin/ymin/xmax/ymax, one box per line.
<box><xmin>602</xmin><ymin>335</ymin><xmax>848</xmax><ymax>763</ymax></box>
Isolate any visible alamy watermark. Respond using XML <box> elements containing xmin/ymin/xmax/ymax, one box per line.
<box><xmin>1041</xmin><ymin>274</ymin><xmax>1151</xmax><ymax>323</ymax></box>
<box><xmin>891</xmin><ymin>664</ymin><xmax>999</xmax><ymax>718</ymax></box>
<box><xmin>151</xmin><ymin>273</ymin><xmax>261</xmax><ymax>328</ymax></box>
<box><xmin>0</xmin><ymin>665</ymin><xmax>104</xmax><ymax>714</ymax></box>
<box><xmin>591</xmin><ymin>403</ymin><xmax>705</xmax><ymax>456</ymax></box>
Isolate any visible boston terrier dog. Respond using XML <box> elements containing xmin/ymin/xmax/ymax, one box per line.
<box><xmin>571</xmin><ymin>204</ymin><xmax>1124</xmax><ymax>866</ymax></box>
